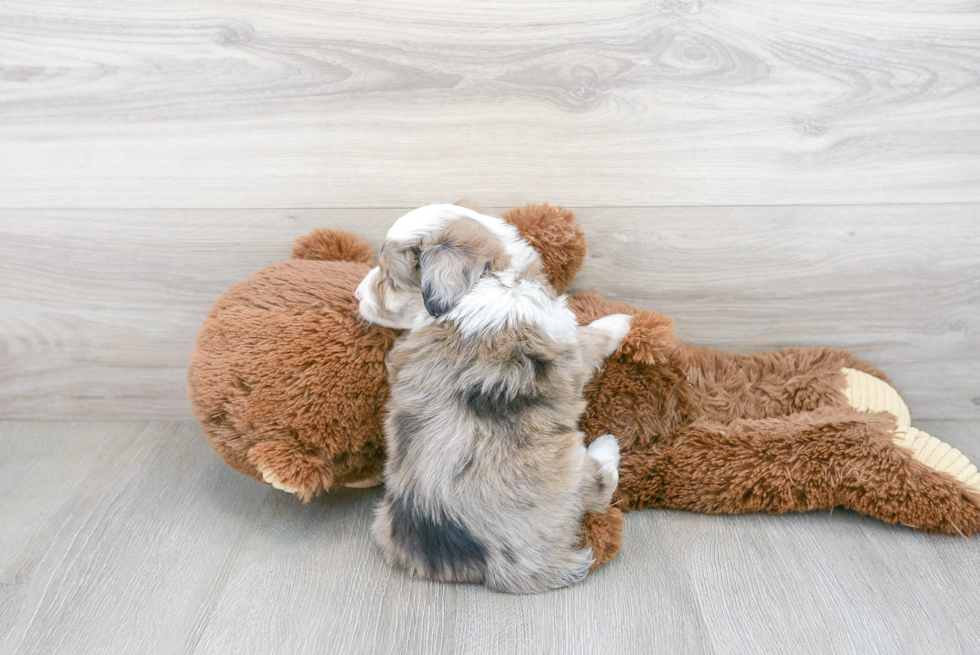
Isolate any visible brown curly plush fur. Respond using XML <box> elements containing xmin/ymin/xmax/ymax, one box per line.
<box><xmin>291</xmin><ymin>228</ymin><xmax>375</xmax><ymax>264</ymax></box>
<box><xmin>570</xmin><ymin>292</ymin><xmax>980</xmax><ymax>535</ymax></box>
<box><xmin>188</xmin><ymin>208</ymin><xmax>980</xmax><ymax>573</ymax></box>
<box><xmin>503</xmin><ymin>203</ymin><xmax>586</xmax><ymax>294</ymax></box>
<box><xmin>188</xmin><ymin>232</ymin><xmax>395</xmax><ymax>501</ymax></box>
<box><xmin>580</xmin><ymin>507</ymin><xmax>625</xmax><ymax>571</ymax></box>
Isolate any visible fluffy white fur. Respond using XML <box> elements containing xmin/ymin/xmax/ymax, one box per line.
<box><xmin>357</xmin><ymin>205</ymin><xmax>634</xmax><ymax>343</ymax></box>
<box><xmin>355</xmin><ymin>266</ymin><xmax>428</xmax><ymax>330</ymax></box>
<box><xmin>385</xmin><ymin>204</ymin><xmax>539</xmax><ymax>272</ymax></box>
<box><xmin>357</xmin><ymin>204</ymin><xmax>548</xmax><ymax>334</ymax></box>
<box><xmin>586</xmin><ymin>434</ymin><xmax>621</xmax><ymax>482</ymax></box>
<box><xmin>444</xmin><ymin>269</ymin><xmax>579</xmax><ymax>342</ymax></box>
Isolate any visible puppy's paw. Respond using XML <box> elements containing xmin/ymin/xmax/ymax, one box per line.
<box><xmin>588</xmin><ymin>314</ymin><xmax>633</xmax><ymax>355</ymax></box>
<box><xmin>587</xmin><ymin>434</ymin><xmax>621</xmax><ymax>475</ymax></box>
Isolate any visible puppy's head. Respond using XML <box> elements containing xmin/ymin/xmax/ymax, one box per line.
<box><xmin>357</xmin><ymin>205</ymin><xmax>520</xmax><ymax>329</ymax></box>
<box><xmin>417</xmin><ymin>217</ymin><xmax>509</xmax><ymax>319</ymax></box>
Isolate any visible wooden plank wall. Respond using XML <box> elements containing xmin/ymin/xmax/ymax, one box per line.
<box><xmin>0</xmin><ymin>1</ymin><xmax>978</xmax><ymax>419</ymax></box>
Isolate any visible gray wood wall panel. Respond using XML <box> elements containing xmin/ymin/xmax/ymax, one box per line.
<box><xmin>576</xmin><ymin>205</ymin><xmax>980</xmax><ymax>420</ymax></box>
<box><xmin>1</xmin><ymin>206</ymin><xmax>977</xmax><ymax>420</ymax></box>
<box><xmin>1</xmin><ymin>1</ymin><xmax>978</xmax><ymax>208</ymax></box>
<box><xmin>2</xmin><ymin>420</ymin><xmax>978</xmax><ymax>654</ymax></box>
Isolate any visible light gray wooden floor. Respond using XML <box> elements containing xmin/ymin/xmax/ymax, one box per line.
<box><xmin>2</xmin><ymin>419</ymin><xmax>979</xmax><ymax>655</ymax></box>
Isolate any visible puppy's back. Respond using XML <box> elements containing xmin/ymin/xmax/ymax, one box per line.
<box><xmin>376</xmin><ymin>320</ymin><xmax>597</xmax><ymax>593</ymax></box>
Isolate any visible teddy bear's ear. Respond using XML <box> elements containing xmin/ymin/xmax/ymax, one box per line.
<box><xmin>292</xmin><ymin>229</ymin><xmax>375</xmax><ymax>263</ymax></box>
<box><xmin>501</xmin><ymin>203</ymin><xmax>586</xmax><ymax>294</ymax></box>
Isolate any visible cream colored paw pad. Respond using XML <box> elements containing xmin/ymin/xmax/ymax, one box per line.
<box><xmin>343</xmin><ymin>474</ymin><xmax>383</xmax><ymax>489</ymax></box>
<box><xmin>260</xmin><ymin>468</ymin><xmax>302</xmax><ymax>495</ymax></box>
<box><xmin>842</xmin><ymin>368</ymin><xmax>979</xmax><ymax>492</ymax></box>
<box><xmin>896</xmin><ymin>427</ymin><xmax>980</xmax><ymax>492</ymax></box>
<box><xmin>842</xmin><ymin>367</ymin><xmax>911</xmax><ymax>428</ymax></box>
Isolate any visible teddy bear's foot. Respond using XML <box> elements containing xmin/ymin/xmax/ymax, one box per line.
<box><xmin>265</xmin><ymin>467</ymin><xmax>381</xmax><ymax>492</ymax></box>
<box><xmin>343</xmin><ymin>474</ymin><xmax>383</xmax><ymax>488</ymax></box>
<box><xmin>842</xmin><ymin>367</ymin><xmax>911</xmax><ymax>427</ymax></box>
<box><xmin>842</xmin><ymin>367</ymin><xmax>980</xmax><ymax>494</ymax></box>
<box><xmin>619</xmin><ymin>407</ymin><xmax>980</xmax><ymax>533</ymax></box>
<box><xmin>260</xmin><ymin>468</ymin><xmax>304</xmax><ymax>495</ymax></box>
<box><xmin>895</xmin><ymin>426</ymin><xmax>980</xmax><ymax>492</ymax></box>
<box><xmin>247</xmin><ymin>439</ymin><xmax>334</xmax><ymax>503</ymax></box>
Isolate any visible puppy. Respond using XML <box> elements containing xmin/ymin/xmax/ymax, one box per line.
<box><xmin>356</xmin><ymin>204</ymin><xmax>632</xmax><ymax>594</ymax></box>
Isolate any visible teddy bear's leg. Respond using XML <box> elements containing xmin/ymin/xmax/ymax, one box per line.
<box><xmin>841</xmin><ymin>368</ymin><xmax>980</xmax><ymax>492</ymax></box>
<box><xmin>615</xmin><ymin>407</ymin><xmax>980</xmax><ymax>534</ymax></box>
<box><xmin>247</xmin><ymin>436</ymin><xmax>335</xmax><ymax>503</ymax></box>
<box><xmin>681</xmin><ymin>346</ymin><xmax>894</xmax><ymax>421</ymax></box>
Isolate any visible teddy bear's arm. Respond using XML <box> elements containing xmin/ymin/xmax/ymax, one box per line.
<box><xmin>579</xmin><ymin>506</ymin><xmax>625</xmax><ymax>572</ymax></box>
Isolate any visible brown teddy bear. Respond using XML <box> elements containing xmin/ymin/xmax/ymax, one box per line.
<box><xmin>188</xmin><ymin>204</ymin><xmax>980</xmax><ymax>569</ymax></box>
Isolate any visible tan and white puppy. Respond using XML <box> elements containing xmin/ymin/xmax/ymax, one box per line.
<box><xmin>357</xmin><ymin>204</ymin><xmax>631</xmax><ymax>594</ymax></box>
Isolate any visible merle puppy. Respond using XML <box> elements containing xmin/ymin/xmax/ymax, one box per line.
<box><xmin>357</xmin><ymin>205</ymin><xmax>631</xmax><ymax>593</ymax></box>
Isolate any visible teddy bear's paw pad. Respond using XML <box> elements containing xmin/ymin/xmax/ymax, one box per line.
<box><xmin>343</xmin><ymin>474</ymin><xmax>383</xmax><ymax>488</ymax></box>
<box><xmin>842</xmin><ymin>367</ymin><xmax>911</xmax><ymax>428</ymax></box>
<box><xmin>260</xmin><ymin>468</ymin><xmax>304</xmax><ymax>495</ymax></box>
<box><xmin>896</xmin><ymin>426</ymin><xmax>980</xmax><ymax>492</ymax></box>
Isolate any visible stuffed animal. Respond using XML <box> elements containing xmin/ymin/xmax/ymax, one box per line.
<box><xmin>188</xmin><ymin>204</ymin><xmax>980</xmax><ymax>570</ymax></box>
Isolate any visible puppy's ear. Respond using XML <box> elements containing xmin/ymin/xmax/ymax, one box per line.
<box><xmin>378</xmin><ymin>242</ymin><xmax>422</xmax><ymax>290</ymax></box>
<box><xmin>419</xmin><ymin>218</ymin><xmax>506</xmax><ymax>318</ymax></box>
<box><xmin>419</xmin><ymin>243</ymin><xmax>484</xmax><ymax>318</ymax></box>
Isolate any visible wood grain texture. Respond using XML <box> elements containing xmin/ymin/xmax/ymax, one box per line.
<box><xmin>194</xmin><ymin>477</ymin><xmax>713</xmax><ymax>655</ymax></box>
<box><xmin>574</xmin><ymin>205</ymin><xmax>980</xmax><ymax>420</ymax></box>
<box><xmin>0</xmin><ymin>421</ymin><xmax>270</xmax><ymax>655</ymax></box>
<box><xmin>1</xmin><ymin>0</ymin><xmax>979</xmax><ymax>208</ymax></box>
<box><xmin>2</xmin><ymin>206</ymin><xmax>978</xmax><ymax>419</ymax></box>
<box><xmin>0</xmin><ymin>422</ymin><xmax>138</xmax><ymax>644</ymax></box>
<box><xmin>2</xmin><ymin>419</ymin><xmax>979</xmax><ymax>654</ymax></box>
